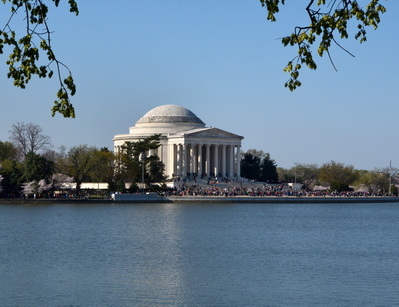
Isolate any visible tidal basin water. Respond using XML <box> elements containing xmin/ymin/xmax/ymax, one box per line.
<box><xmin>1</xmin><ymin>202</ymin><xmax>399</xmax><ymax>306</ymax></box>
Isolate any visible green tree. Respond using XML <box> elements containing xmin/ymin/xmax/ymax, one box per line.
<box><xmin>240</xmin><ymin>152</ymin><xmax>261</xmax><ymax>180</ymax></box>
<box><xmin>0</xmin><ymin>142</ymin><xmax>22</xmax><ymax>196</ymax></box>
<box><xmin>374</xmin><ymin>170</ymin><xmax>390</xmax><ymax>193</ymax></box>
<box><xmin>246</xmin><ymin>149</ymin><xmax>267</xmax><ymax>160</ymax></box>
<box><xmin>23</xmin><ymin>152</ymin><xmax>54</xmax><ymax>182</ymax></box>
<box><xmin>277</xmin><ymin>167</ymin><xmax>293</xmax><ymax>183</ymax></box>
<box><xmin>90</xmin><ymin>148</ymin><xmax>119</xmax><ymax>191</ymax></box>
<box><xmin>356</xmin><ymin>170</ymin><xmax>377</xmax><ymax>194</ymax></box>
<box><xmin>357</xmin><ymin>168</ymin><xmax>397</xmax><ymax>194</ymax></box>
<box><xmin>319</xmin><ymin>160</ymin><xmax>359</xmax><ymax>191</ymax></box>
<box><xmin>293</xmin><ymin>163</ymin><xmax>320</xmax><ymax>189</ymax></box>
<box><xmin>119</xmin><ymin>142</ymin><xmax>141</xmax><ymax>186</ymax></box>
<box><xmin>240</xmin><ymin>149</ymin><xmax>279</xmax><ymax>182</ymax></box>
<box><xmin>61</xmin><ymin>145</ymin><xmax>96</xmax><ymax>195</ymax></box>
<box><xmin>0</xmin><ymin>160</ymin><xmax>23</xmax><ymax>196</ymax></box>
<box><xmin>389</xmin><ymin>184</ymin><xmax>398</xmax><ymax>196</ymax></box>
<box><xmin>119</xmin><ymin>135</ymin><xmax>163</xmax><ymax>188</ymax></box>
<box><xmin>1</xmin><ymin>0</ymin><xmax>79</xmax><ymax>117</ymax></box>
<box><xmin>0</xmin><ymin>141</ymin><xmax>17</xmax><ymax>161</ymax></box>
<box><xmin>146</xmin><ymin>155</ymin><xmax>165</xmax><ymax>184</ymax></box>
<box><xmin>261</xmin><ymin>0</ymin><xmax>387</xmax><ymax>90</ymax></box>
<box><xmin>131</xmin><ymin>134</ymin><xmax>161</xmax><ymax>159</ymax></box>
<box><xmin>259</xmin><ymin>153</ymin><xmax>278</xmax><ymax>183</ymax></box>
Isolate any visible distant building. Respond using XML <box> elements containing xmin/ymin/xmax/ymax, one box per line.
<box><xmin>113</xmin><ymin>104</ymin><xmax>243</xmax><ymax>179</ymax></box>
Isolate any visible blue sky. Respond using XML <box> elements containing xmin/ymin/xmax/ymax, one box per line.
<box><xmin>1</xmin><ymin>1</ymin><xmax>398</xmax><ymax>170</ymax></box>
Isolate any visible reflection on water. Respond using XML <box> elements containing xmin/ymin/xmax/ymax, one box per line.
<box><xmin>1</xmin><ymin>202</ymin><xmax>399</xmax><ymax>306</ymax></box>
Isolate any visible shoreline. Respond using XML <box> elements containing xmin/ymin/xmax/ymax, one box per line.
<box><xmin>166</xmin><ymin>195</ymin><xmax>399</xmax><ymax>204</ymax></box>
<box><xmin>1</xmin><ymin>195</ymin><xmax>398</xmax><ymax>205</ymax></box>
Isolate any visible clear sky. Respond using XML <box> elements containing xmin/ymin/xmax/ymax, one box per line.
<box><xmin>1</xmin><ymin>1</ymin><xmax>398</xmax><ymax>170</ymax></box>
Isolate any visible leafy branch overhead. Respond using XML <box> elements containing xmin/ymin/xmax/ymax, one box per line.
<box><xmin>1</xmin><ymin>0</ymin><xmax>78</xmax><ymax>117</ymax></box>
<box><xmin>260</xmin><ymin>0</ymin><xmax>387</xmax><ymax>91</ymax></box>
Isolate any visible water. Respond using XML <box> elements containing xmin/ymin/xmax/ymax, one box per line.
<box><xmin>1</xmin><ymin>202</ymin><xmax>399</xmax><ymax>306</ymax></box>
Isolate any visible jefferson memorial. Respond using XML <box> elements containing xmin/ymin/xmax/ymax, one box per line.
<box><xmin>113</xmin><ymin>104</ymin><xmax>244</xmax><ymax>179</ymax></box>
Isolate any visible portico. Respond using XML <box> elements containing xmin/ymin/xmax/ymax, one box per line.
<box><xmin>113</xmin><ymin>105</ymin><xmax>243</xmax><ymax>179</ymax></box>
<box><xmin>167</xmin><ymin>133</ymin><xmax>242</xmax><ymax>178</ymax></box>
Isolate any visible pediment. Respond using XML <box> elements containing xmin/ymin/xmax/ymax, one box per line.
<box><xmin>183</xmin><ymin>127</ymin><xmax>243</xmax><ymax>140</ymax></box>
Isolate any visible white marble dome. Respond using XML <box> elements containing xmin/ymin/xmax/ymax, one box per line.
<box><xmin>130</xmin><ymin>104</ymin><xmax>205</xmax><ymax>135</ymax></box>
<box><xmin>136</xmin><ymin>104</ymin><xmax>205</xmax><ymax>125</ymax></box>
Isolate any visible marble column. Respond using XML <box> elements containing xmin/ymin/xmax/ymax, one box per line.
<box><xmin>158</xmin><ymin>146</ymin><xmax>163</xmax><ymax>162</ymax></box>
<box><xmin>190</xmin><ymin>144</ymin><xmax>195</xmax><ymax>175</ymax></box>
<box><xmin>205</xmin><ymin>144</ymin><xmax>210</xmax><ymax>177</ymax></box>
<box><xmin>221</xmin><ymin>145</ymin><xmax>226</xmax><ymax>177</ymax></box>
<box><xmin>176</xmin><ymin>144</ymin><xmax>181</xmax><ymax>176</ymax></box>
<box><xmin>229</xmin><ymin>145</ymin><xmax>234</xmax><ymax>178</ymax></box>
<box><xmin>213</xmin><ymin>144</ymin><xmax>219</xmax><ymax>177</ymax></box>
<box><xmin>168</xmin><ymin>144</ymin><xmax>174</xmax><ymax>177</ymax></box>
<box><xmin>193</xmin><ymin>144</ymin><xmax>198</xmax><ymax>175</ymax></box>
<box><xmin>182</xmin><ymin>144</ymin><xmax>187</xmax><ymax>177</ymax></box>
<box><xmin>236</xmin><ymin>145</ymin><xmax>241</xmax><ymax>177</ymax></box>
<box><xmin>198</xmin><ymin>144</ymin><xmax>203</xmax><ymax>176</ymax></box>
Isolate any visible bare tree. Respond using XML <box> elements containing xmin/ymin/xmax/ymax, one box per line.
<box><xmin>9</xmin><ymin>122</ymin><xmax>52</xmax><ymax>157</ymax></box>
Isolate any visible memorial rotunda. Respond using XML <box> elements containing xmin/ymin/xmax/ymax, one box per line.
<box><xmin>113</xmin><ymin>104</ymin><xmax>244</xmax><ymax>179</ymax></box>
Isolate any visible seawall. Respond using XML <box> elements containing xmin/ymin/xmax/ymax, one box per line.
<box><xmin>1</xmin><ymin>196</ymin><xmax>399</xmax><ymax>205</ymax></box>
<box><xmin>166</xmin><ymin>196</ymin><xmax>399</xmax><ymax>204</ymax></box>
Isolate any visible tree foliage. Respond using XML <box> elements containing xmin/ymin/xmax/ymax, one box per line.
<box><xmin>259</xmin><ymin>153</ymin><xmax>278</xmax><ymax>183</ymax></box>
<box><xmin>1</xmin><ymin>129</ymin><xmax>168</xmax><ymax>196</ymax></box>
<box><xmin>357</xmin><ymin>169</ymin><xmax>387</xmax><ymax>194</ymax></box>
<box><xmin>260</xmin><ymin>0</ymin><xmax>387</xmax><ymax>90</ymax></box>
<box><xmin>241</xmin><ymin>150</ymin><xmax>278</xmax><ymax>182</ymax></box>
<box><xmin>319</xmin><ymin>160</ymin><xmax>359</xmax><ymax>191</ymax></box>
<box><xmin>118</xmin><ymin>134</ymin><xmax>164</xmax><ymax>188</ymax></box>
<box><xmin>293</xmin><ymin>163</ymin><xmax>320</xmax><ymax>189</ymax></box>
<box><xmin>146</xmin><ymin>155</ymin><xmax>165</xmax><ymax>184</ymax></box>
<box><xmin>356</xmin><ymin>167</ymin><xmax>398</xmax><ymax>194</ymax></box>
<box><xmin>90</xmin><ymin>148</ymin><xmax>119</xmax><ymax>190</ymax></box>
<box><xmin>0</xmin><ymin>141</ymin><xmax>17</xmax><ymax>161</ymax></box>
<box><xmin>240</xmin><ymin>152</ymin><xmax>261</xmax><ymax>180</ymax></box>
<box><xmin>0</xmin><ymin>159</ymin><xmax>22</xmax><ymax>196</ymax></box>
<box><xmin>118</xmin><ymin>142</ymin><xmax>141</xmax><ymax>186</ymax></box>
<box><xmin>23</xmin><ymin>151</ymin><xmax>54</xmax><ymax>182</ymax></box>
<box><xmin>61</xmin><ymin>144</ymin><xmax>96</xmax><ymax>194</ymax></box>
<box><xmin>1</xmin><ymin>0</ymin><xmax>79</xmax><ymax>117</ymax></box>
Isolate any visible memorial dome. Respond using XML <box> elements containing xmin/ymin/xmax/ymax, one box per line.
<box><xmin>114</xmin><ymin>104</ymin><xmax>244</xmax><ymax>179</ymax></box>
<box><xmin>136</xmin><ymin>104</ymin><xmax>205</xmax><ymax>125</ymax></box>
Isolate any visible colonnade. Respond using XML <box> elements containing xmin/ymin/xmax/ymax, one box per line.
<box><xmin>167</xmin><ymin>143</ymin><xmax>241</xmax><ymax>178</ymax></box>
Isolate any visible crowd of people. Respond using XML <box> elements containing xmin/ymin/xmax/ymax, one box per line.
<box><xmin>161</xmin><ymin>181</ymin><xmax>380</xmax><ymax>198</ymax></box>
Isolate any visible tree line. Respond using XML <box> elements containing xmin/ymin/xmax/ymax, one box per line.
<box><xmin>234</xmin><ymin>150</ymin><xmax>397</xmax><ymax>195</ymax></box>
<box><xmin>0</xmin><ymin>123</ymin><xmax>165</xmax><ymax>197</ymax></box>
<box><xmin>277</xmin><ymin>161</ymin><xmax>397</xmax><ymax>195</ymax></box>
<box><xmin>1</xmin><ymin>122</ymin><xmax>397</xmax><ymax>197</ymax></box>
